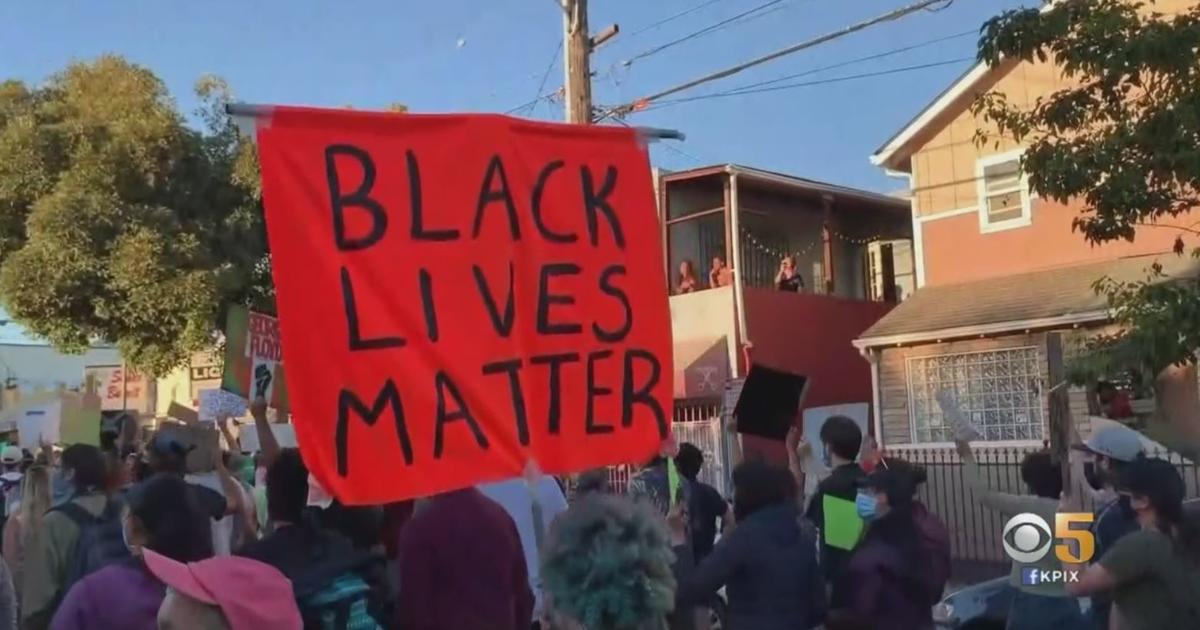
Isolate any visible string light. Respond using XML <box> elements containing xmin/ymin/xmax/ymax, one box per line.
<box><xmin>737</xmin><ymin>225</ymin><xmax>895</xmax><ymax>259</ymax></box>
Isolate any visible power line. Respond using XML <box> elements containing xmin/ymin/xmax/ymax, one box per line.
<box><xmin>528</xmin><ymin>39</ymin><xmax>563</xmax><ymax>116</ymax></box>
<box><xmin>506</xmin><ymin>40</ymin><xmax>563</xmax><ymax>115</ymax></box>
<box><xmin>718</xmin><ymin>29</ymin><xmax>974</xmax><ymax>94</ymax></box>
<box><xmin>622</xmin><ymin>0</ymin><xmax>792</xmax><ymax>66</ymax></box>
<box><xmin>640</xmin><ymin>57</ymin><xmax>973</xmax><ymax>112</ymax></box>
<box><xmin>607</xmin><ymin>0</ymin><xmax>957</xmax><ymax>117</ymax></box>
<box><xmin>628</xmin><ymin>0</ymin><xmax>726</xmax><ymax>37</ymax></box>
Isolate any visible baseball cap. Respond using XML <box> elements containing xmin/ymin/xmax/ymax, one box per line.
<box><xmin>858</xmin><ymin>457</ymin><xmax>921</xmax><ymax>504</ymax></box>
<box><xmin>150</xmin><ymin>431</ymin><xmax>195</xmax><ymax>458</ymax></box>
<box><xmin>0</xmin><ymin>446</ymin><xmax>22</xmax><ymax>465</ymax></box>
<box><xmin>142</xmin><ymin>548</ymin><xmax>301</xmax><ymax>630</ymax></box>
<box><xmin>1071</xmin><ymin>424</ymin><xmax>1143</xmax><ymax>462</ymax></box>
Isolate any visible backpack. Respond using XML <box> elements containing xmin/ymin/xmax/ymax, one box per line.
<box><xmin>912</xmin><ymin>502</ymin><xmax>951</xmax><ymax>604</ymax></box>
<box><xmin>297</xmin><ymin>572</ymin><xmax>381</xmax><ymax>630</ymax></box>
<box><xmin>53</xmin><ymin>497</ymin><xmax>130</xmax><ymax>590</ymax></box>
<box><xmin>291</xmin><ymin>533</ymin><xmax>387</xmax><ymax>630</ymax></box>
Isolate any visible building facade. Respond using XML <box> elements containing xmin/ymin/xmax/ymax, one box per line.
<box><xmin>856</xmin><ymin>0</ymin><xmax>1200</xmax><ymax>448</ymax></box>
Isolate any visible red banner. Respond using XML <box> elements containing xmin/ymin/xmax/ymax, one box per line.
<box><xmin>256</xmin><ymin>107</ymin><xmax>672</xmax><ymax>503</ymax></box>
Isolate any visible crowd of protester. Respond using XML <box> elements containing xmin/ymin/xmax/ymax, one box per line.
<box><xmin>0</xmin><ymin>397</ymin><xmax>1191</xmax><ymax>629</ymax></box>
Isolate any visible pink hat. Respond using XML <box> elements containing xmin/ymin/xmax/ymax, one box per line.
<box><xmin>143</xmin><ymin>548</ymin><xmax>302</xmax><ymax>630</ymax></box>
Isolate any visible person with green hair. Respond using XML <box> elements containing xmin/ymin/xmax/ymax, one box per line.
<box><xmin>539</xmin><ymin>493</ymin><xmax>690</xmax><ymax>630</ymax></box>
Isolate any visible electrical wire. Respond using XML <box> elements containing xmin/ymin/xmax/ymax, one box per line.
<box><xmin>628</xmin><ymin>0</ymin><xmax>727</xmax><ymax>37</ymax></box>
<box><xmin>639</xmin><ymin>57</ymin><xmax>973</xmax><ymax>112</ymax></box>
<box><xmin>717</xmin><ymin>29</ymin><xmax>975</xmax><ymax>94</ymax></box>
<box><xmin>606</xmin><ymin>0</ymin><xmax>957</xmax><ymax>117</ymax></box>
<box><xmin>622</xmin><ymin>0</ymin><xmax>793</xmax><ymax>66</ymax></box>
<box><xmin>506</xmin><ymin>39</ymin><xmax>563</xmax><ymax>115</ymax></box>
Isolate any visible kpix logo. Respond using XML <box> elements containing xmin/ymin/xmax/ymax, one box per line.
<box><xmin>1002</xmin><ymin>512</ymin><xmax>1095</xmax><ymax>565</ymax></box>
<box><xmin>1021</xmin><ymin>567</ymin><xmax>1081</xmax><ymax>586</ymax></box>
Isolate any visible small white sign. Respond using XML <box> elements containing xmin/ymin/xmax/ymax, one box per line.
<box><xmin>17</xmin><ymin>401</ymin><xmax>62</xmax><ymax>450</ymax></box>
<box><xmin>198</xmin><ymin>389</ymin><xmax>248</xmax><ymax>423</ymax></box>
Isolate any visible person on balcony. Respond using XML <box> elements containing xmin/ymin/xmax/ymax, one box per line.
<box><xmin>708</xmin><ymin>256</ymin><xmax>732</xmax><ymax>289</ymax></box>
<box><xmin>775</xmin><ymin>256</ymin><xmax>804</xmax><ymax>292</ymax></box>
<box><xmin>675</xmin><ymin>260</ymin><xmax>700</xmax><ymax>295</ymax></box>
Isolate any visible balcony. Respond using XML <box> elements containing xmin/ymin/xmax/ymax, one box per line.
<box><xmin>663</xmin><ymin>165</ymin><xmax>913</xmax><ymax>458</ymax></box>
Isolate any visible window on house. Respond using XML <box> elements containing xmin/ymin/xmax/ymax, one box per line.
<box><xmin>978</xmin><ymin>155</ymin><xmax>1030</xmax><ymax>229</ymax></box>
<box><xmin>906</xmin><ymin>347</ymin><xmax>1044</xmax><ymax>443</ymax></box>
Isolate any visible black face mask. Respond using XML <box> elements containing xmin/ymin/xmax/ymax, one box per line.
<box><xmin>1083</xmin><ymin>462</ymin><xmax>1104</xmax><ymax>491</ymax></box>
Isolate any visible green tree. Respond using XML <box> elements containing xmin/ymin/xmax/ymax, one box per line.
<box><xmin>974</xmin><ymin>0</ymin><xmax>1200</xmax><ymax>379</ymax></box>
<box><xmin>0</xmin><ymin>56</ymin><xmax>270</xmax><ymax>375</ymax></box>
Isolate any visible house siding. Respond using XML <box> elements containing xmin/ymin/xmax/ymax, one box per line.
<box><xmin>877</xmin><ymin>330</ymin><xmax>1097</xmax><ymax>445</ymax></box>
<box><xmin>906</xmin><ymin>0</ymin><xmax>1200</xmax><ymax>287</ymax></box>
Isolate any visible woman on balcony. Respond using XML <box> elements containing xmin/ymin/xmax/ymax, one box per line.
<box><xmin>675</xmin><ymin>260</ymin><xmax>700</xmax><ymax>295</ymax></box>
<box><xmin>775</xmin><ymin>256</ymin><xmax>804</xmax><ymax>292</ymax></box>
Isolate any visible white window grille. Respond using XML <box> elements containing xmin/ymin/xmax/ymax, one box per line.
<box><xmin>906</xmin><ymin>347</ymin><xmax>1044</xmax><ymax>443</ymax></box>
<box><xmin>976</xmin><ymin>151</ymin><xmax>1032</xmax><ymax>232</ymax></box>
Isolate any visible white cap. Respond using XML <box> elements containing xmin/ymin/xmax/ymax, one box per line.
<box><xmin>1073</xmin><ymin>425</ymin><xmax>1144</xmax><ymax>462</ymax></box>
<box><xmin>0</xmin><ymin>446</ymin><xmax>22</xmax><ymax>466</ymax></box>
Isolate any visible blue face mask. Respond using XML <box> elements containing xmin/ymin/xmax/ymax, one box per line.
<box><xmin>855</xmin><ymin>492</ymin><xmax>878</xmax><ymax>520</ymax></box>
<box><xmin>821</xmin><ymin>445</ymin><xmax>833</xmax><ymax>469</ymax></box>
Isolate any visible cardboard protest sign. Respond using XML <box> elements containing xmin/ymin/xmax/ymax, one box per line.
<box><xmin>221</xmin><ymin>306</ymin><xmax>289</xmax><ymax>409</ymax></box>
<box><xmin>167</xmin><ymin>402</ymin><xmax>200</xmax><ymax>426</ymax></box>
<box><xmin>17</xmin><ymin>401</ymin><xmax>61</xmax><ymax>450</ymax></box>
<box><xmin>156</xmin><ymin>422</ymin><xmax>220</xmax><ymax>473</ymax></box>
<box><xmin>238</xmin><ymin>423</ymin><xmax>298</xmax><ymax>453</ymax></box>
<box><xmin>60</xmin><ymin>378</ymin><xmax>102</xmax><ymax>446</ymax></box>
<box><xmin>254</xmin><ymin>107</ymin><xmax>672</xmax><ymax>503</ymax></box>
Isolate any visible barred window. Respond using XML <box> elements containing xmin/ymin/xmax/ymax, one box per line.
<box><xmin>906</xmin><ymin>347</ymin><xmax>1044</xmax><ymax>443</ymax></box>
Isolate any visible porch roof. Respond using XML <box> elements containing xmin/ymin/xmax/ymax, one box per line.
<box><xmin>854</xmin><ymin>253</ymin><xmax>1200</xmax><ymax>348</ymax></box>
<box><xmin>662</xmin><ymin>164</ymin><xmax>910</xmax><ymax>216</ymax></box>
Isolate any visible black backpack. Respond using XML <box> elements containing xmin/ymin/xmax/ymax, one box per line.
<box><xmin>290</xmin><ymin>531</ymin><xmax>389</xmax><ymax>630</ymax></box>
<box><xmin>53</xmin><ymin>497</ymin><xmax>129</xmax><ymax>590</ymax></box>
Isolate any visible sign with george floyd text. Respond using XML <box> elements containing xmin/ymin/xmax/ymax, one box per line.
<box><xmin>254</xmin><ymin>107</ymin><xmax>672</xmax><ymax>503</ymax></box>
<box><xmin>222</xmin><ymin>306</ymin><xmax>289</xmax><ymax>409</ymax></box>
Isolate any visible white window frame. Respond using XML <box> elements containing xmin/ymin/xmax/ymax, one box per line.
<box><xmin>976</xmin><ymin>149</ymin><xmax>1033</xmax><ymax>233</ymax></box>
<box><xmin>904</xmin><ymin>346</ymin><xmax>1045</xmax><ymax>444</ymax></box>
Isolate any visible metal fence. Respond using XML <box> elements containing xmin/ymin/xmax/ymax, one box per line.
<box><xmin>888</xmin><ymin>444</ymin><xmax>1200</xmax><ymax>582</ymax></box>
<box><xmin>599</xmin><ymin>399</ymin><xmax>726</xmax><ymax>496</ymax></box>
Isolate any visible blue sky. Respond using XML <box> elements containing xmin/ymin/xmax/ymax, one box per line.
<box><xmin>3</xmin><ymin>0</ymin><xmax>1031</xmax><ymax>194</ymax></box>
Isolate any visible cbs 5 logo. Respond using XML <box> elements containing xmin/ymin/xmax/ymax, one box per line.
<box><xmin>1002</xmin><ymin>513</ymin><xmax>1095</xmax><ymax>564</ymax></box>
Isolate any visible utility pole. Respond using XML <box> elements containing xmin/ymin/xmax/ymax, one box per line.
<box><xmin>561</xmin><ymin>0</ymin><xmax>618</xmax><ymax>124</ymax></box>
<box><xmin>563</xmin><ymin>0</ymin><xmax>592</xmax><ymax>124</ymax></box>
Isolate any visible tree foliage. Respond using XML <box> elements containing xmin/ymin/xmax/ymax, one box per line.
<box><xmin>974</xmin><ymin>0</ymin><xmax>1200</xmax><ymax>378</ymax></box>
<box><xmin>0</xmin><ymin>56</ymin><xmax>271</xmax><ymax>375</ymax></box>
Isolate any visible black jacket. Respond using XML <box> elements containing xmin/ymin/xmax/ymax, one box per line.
<box><xmin>678</xmin><ymin>503</ymin><xmax>826</xmax><ymax>630</ymax></box>
<box><xmin>805</xmin><ymin>463</ymin><xmax>865</xmax><ymax>583</ymax></box>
